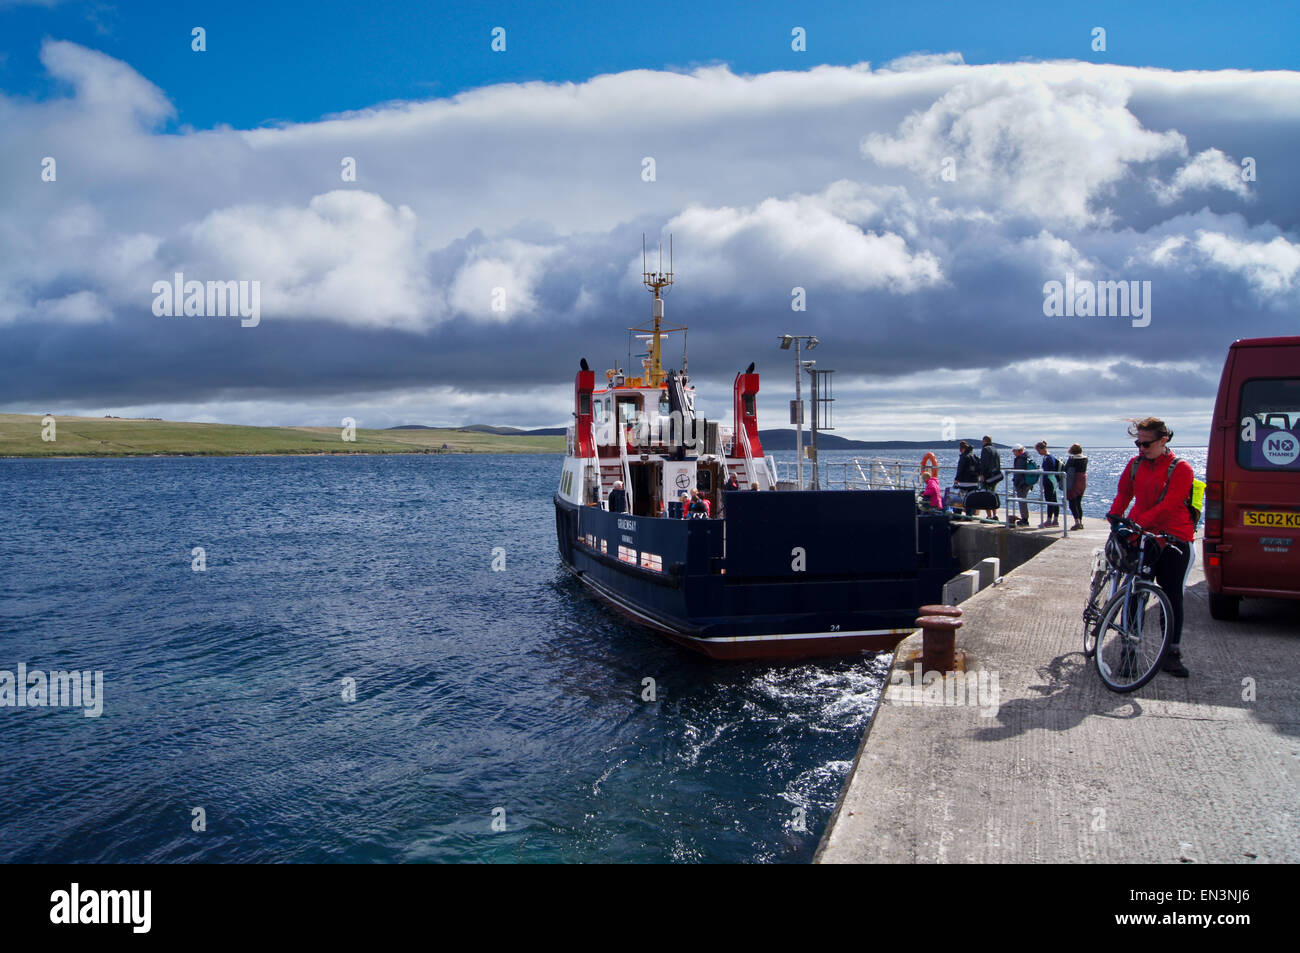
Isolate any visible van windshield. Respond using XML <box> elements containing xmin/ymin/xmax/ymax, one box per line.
<box><xmin>1238</xmin><ymin>377</ymin><xmax>1300</xmax><ymax>471</ymax></box>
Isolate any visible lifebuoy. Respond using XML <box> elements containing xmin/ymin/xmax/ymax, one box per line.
<box><xmin>920</xmin><ymin>452</ymin><xmax>939</xmax><ymax>481</ymax></box>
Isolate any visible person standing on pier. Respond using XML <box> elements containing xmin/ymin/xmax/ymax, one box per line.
<box><xmin>1010</xmin><ymin>445</ymin><xmax>1031</xmax><ymax>526</ymax></box>
<box><xmin>1106</xmin><ymin>418</ymin><xmax>1194</xmax><ymax>678</ymax></box>
<box><xmin>1064</xmin><ymin>444</ymin><xmax>1088</xmax><ymax>530</ymax></box>
<box><xmin>979</xmin><ymin>435</ymin><xmax>1003</xmax><ymax>521</ymax></box>
<box><xmin>1036</xmin><ymin>441</ymin><xmax>1060</xmax><ymax>527</ymax></box>
<box><xmin>954</xmin><ymin>441</ymin><xmax>980</xmax><ymax>515</ymax></box>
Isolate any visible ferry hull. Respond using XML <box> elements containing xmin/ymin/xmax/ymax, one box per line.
<box><xmin>555</xmin><ymin>490</ymin><xmax>957</xmax><ymax>661</ymax></box>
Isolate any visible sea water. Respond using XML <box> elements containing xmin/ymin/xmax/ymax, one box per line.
<box><xmin>0</xmin><ymin>454</ymin><xmax>887</xmax><ymax>863</ymax></box>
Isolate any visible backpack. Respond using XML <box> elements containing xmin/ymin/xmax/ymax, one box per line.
<box><xmin>1023</xmin><ymin>455</ymin><xmax>1040</xmax><ymax>487</ymax></box>
<box><xmin>1128</xmin><ymin>457</ymin><xmax>1200</xmax><ymax>528</ymax></box>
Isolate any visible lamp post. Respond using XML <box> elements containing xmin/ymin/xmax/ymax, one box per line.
<box><xmin>779</xmin><ymin>334</ymin><xmax>818</xmax><ymax>489</ymax></box>
<box><xmin>805</xmin><ymin>359</ymin><xmax>817</xmax><ymax>489</ymax></box>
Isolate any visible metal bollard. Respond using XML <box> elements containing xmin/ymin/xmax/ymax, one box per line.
<box><xmin>919</xmin><ymin>605</ymin><xmax>963</xmax><ymax>619</ymax></box>
<box><xmin>917</xmin><ymin>615</ymin><xmax>963</xmax><ymax>672</ymax></box>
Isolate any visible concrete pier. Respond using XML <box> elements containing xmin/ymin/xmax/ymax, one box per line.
<box><xmin>816</xmin><ymin>524</ymin><xmax>1300</xmax><ymax>864</ymax></box>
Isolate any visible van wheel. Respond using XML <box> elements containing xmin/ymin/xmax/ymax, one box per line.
<box><xmin>1208</xmin><ymin>593</ymin><xmax>1240</xmax><ymax>621</ymax></box>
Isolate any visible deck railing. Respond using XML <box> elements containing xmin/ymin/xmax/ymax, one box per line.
<box><xmin>771</xmin><ymin>457</ymin><xmax>937</xmax><ymax>491</ymax></box>
<box><xmin>766</xmin><ymin>456</ymin><xmax>1070</xmax><ymax>536</ymax></box>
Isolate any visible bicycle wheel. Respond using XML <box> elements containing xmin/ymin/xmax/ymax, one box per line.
<box><xmin>1094</xmin><ymin>581</ymin><xmax>1173</xmax><ymax>692</ymax></box>
<box><xmin>1082</xmin><ymin>565</ymin><xmax>1110</xmax><ymax>658</ymax></box>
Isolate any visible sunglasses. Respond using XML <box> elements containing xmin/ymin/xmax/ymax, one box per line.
<box><xmin>1134</xmin><ymin>439</ymin><xmax>1161</xmax><ymax>448</ymax></box>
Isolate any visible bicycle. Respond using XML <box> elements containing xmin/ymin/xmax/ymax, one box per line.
<box><xmin>1089</xmin><ymin>517</ymin><xmax>1182</xmax><ymax>692</ymax></box>
<box><xmin>1081</xmin><ymin>548</ymin><xmax>1120</xmax><ymax>659</ymax></box>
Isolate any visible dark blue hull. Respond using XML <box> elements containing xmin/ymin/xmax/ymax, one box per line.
<box><xmin>555</xmin><ymin>489</ymin><xmax>958</xmax><ymax>659</ymax></box>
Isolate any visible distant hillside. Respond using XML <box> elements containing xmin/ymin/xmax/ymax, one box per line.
<box><xmin>0</xmin><ymin>413</ymin><xmax>564</xmax><ymax>457</ymax></box>
<box><xmin>757</xmin><ymin>430</ymin><xmax>1010</xmax><ymax>450</ymax></box>
<box><xmin>389</xmin><ymin>423</ymin><xmax>566</xmax><ymax>436</ymax></box>
<box><xmin>385</xmin><ymin>422</ymin><xmax>1010</xmax><ymax>450</ymax></box>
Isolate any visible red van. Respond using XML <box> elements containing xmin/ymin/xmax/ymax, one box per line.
<box><xmin>1203</xmin><ymin>336</ymin><xmax>1300</xmax><ymax>619</ymax></box>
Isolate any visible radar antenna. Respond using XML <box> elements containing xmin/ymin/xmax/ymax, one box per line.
<box><xmin>641</xmin><ymin>234</ymin><xmax>674</xmax><ymax>386</ymax></box>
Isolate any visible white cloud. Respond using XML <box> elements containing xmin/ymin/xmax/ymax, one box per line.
<box><xmin>862</xmin><ymin>70</ymin><xmax>1187</xmax><ymax>227</ymax></box>
<box><xmin>1017</xmin><ymin>230</ymin><xmax>1098</xmax><ymax>279</ymax></box>
<box><xmin>881</xmin><ymin>52</ymin><xmax>967</xmax><ymax>72</ymax></box>
<box><xmin>447</xmin><ymin>239</ymin><xmax>557</xmax><ymax>321</ymax></box>
<box><xmin>1147</xmin><ymin>235</ymin><xmax>1188</xmax><ymax>265</ymax></box>
<box><xmin>664</xmin><ymin>184</ymin><xmax>943</xmax><ymax>298</ymax></box>
<box><xmin>1194</xmin><ymin>230</ymin><xmax>1300</xmax><ymax>295</ymax></box>
<box><xmin>181</xmin><ymin>190</ymin><xmax>441</xmax><ymax>330</ymax></box>
<box><xmin>1152</xmin><ymin>148</ymin><xmax>1251</xmax><ymax>203</ymax></box>
<box><xmin>38</xmin><ymin>290</ymin><xmax>108</xmax><ymax>324</ymax></box>
<box><xmin>39</xmin><ymin>39</ymin><xmax>173</xmax><ymax>125</ymax></box>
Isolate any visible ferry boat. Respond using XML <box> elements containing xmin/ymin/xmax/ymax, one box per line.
<box><xmin>553</xmin><ymin>250</ymin><xmax>958</xmax><ymax>660</ymax></box>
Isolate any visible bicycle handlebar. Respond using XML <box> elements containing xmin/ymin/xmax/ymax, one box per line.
<box><xmin>1108</xmin><ymin>516</ymin><xmax>1184</xmax><ymax>553</ymax></box>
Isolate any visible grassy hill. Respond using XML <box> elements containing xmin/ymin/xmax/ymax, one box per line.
<box><xmin>0</xmin><ymin>413</ymin><xmax>565</xmax><ymax>458</ymax></box>
<box><xmin>757</xmin><ymin>429</ymin><xmax>1011</xmax><ymax>450</ymax></box>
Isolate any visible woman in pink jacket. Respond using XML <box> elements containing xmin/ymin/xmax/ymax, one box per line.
<box><xmin>921</xmin><ymin>473</ymin><xmax>943</xmax><ymax>509</ymax></box>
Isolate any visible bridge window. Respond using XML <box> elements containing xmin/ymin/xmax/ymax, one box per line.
<box><xmin>617</xmin><ymin>397</ymin><xmax>641</xmax><ymax>423</ymax></box>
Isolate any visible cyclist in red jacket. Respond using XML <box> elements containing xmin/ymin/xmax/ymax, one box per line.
<box><xmin>1107</xmin><ymin>417</ymin><xmax>1195</xmax><ymax>678</ymax></box>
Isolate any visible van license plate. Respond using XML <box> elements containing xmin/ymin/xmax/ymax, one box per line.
<box><xmin>1243</xmin><ymin>510</ymin><xmax>1300</xmax><ymax>528</ymax></box>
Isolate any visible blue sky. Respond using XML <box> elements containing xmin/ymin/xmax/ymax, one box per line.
<box><xmin>2</xmin><ymin>1</ymin><xmax>1299</xmax><ymax>446</ymax></box>
<box><xmin>5</xmin><ymin>0</ymin><xmax>1297</xmax><ymax>129</ymax></box>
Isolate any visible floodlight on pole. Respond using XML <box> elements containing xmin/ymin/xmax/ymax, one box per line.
<box><xmin>778</xmin><ymin>333</ymin><xmax>822</xmax><ymax>489</ymax></box>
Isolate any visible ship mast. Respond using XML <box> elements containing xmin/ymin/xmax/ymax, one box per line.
<box><xmin>642</xmin><ymin>235</ymin><xmax>673</xmax><ymax>387</ymax></box>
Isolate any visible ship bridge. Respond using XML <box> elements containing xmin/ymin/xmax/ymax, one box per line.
<box><xmin>559</xmin><ymin>239</ymin><xmax>774</xmax><ymax>518</ymax></box>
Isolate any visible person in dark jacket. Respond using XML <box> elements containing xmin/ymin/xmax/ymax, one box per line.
<box><xmin>607</xmin><ymin>480</ymin><xmax>628</xmax><ymax>513</ymax></box>
<box><xmin>1036</xmin><ymin>441</ymin><xmax>1060</xmax><ymax>527</ymax></box>
<box><xmin>1010</xmin><ymin>445</ymin><xmax>1030</xmax><ymax>526</ymax></box>
<box><xmin>1063</xmin><ymin>444</ymin><xmax>1088</xmax><ymax>530</ymax></box>
<box><xmin>954</xmin><ymin>440</ymin><xmax>980</xmax><ymax>515</ymax></box>
<box><xmin>979</xmin><ymin>435</ymin><xmax>1002</xmax><ymax>520</ymax></box>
